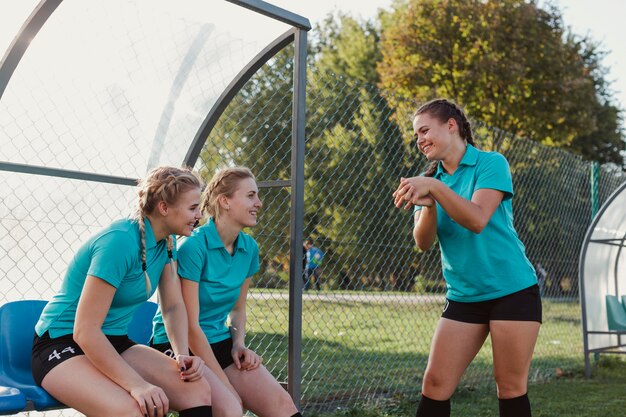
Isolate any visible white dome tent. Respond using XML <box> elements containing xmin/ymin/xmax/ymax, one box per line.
<box><xmin>579</xmin><ymin>180</ymin><xmax>626</xmax><ymax>377</ymax></box>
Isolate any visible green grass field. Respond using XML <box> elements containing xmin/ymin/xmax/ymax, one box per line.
<box><xmin>244</xmin><ymin>291</ymin><xmax>625</xmax><ymax>416</ymax></box>
<box><xmin>306</xmin><ymin>357</ymin><xmax>626</xmax><ymax>417</ymax></box>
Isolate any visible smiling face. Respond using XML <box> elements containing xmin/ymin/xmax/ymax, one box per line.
<box><xmin>165</xmin><ymin>187</ymin><xmax>202</xmax><ymax>236</ymax></box>
<box><xmin>413</xmin><ymin>112</ymin><xmax>461</xmax><ymax>161</ymax></box>
<box><xmin>222</xmin><ymin>177</ymin><xmax>262</xmax><ymax>228</ymax></box>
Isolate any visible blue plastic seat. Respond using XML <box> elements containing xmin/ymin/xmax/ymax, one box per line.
<box><xmin>128</xmin><ymin>301</ymin><xmax>158</xmax><ymax>345</ymax></box>
<box><xmin>606</xmin><ymin>295</ymin><xmax>626</xmax><ymax>331</ymax></box>
<box><xmin>0</xmin><ymin>299</ymin><xmax>158</xmax><ymax>414</ymax></box>
<box><xmin>0</xmin><ymin>300</ymin><xmax>63</xmax><ymax>412</ymax></box>
<box><xmin>0</xmin><ymin>386</ymin><xmax>26</xmax><ymax>415</ymax></box>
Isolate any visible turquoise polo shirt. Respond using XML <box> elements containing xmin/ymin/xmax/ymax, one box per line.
<box><xmin>152</xmin><ymin>218</ymin><xmax>259</xmax><ymax>344</ymax></box>
<box><xmin>414</xmin><ymin>145</ymin><xmax>536</xmax><ymax>302</ymax></box>
<box><xmin>36</xmin><ymin>218</ymin><xmax>175</xmax><ymax>338</ymax></box>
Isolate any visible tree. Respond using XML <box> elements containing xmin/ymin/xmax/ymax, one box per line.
<box><xmin>377</xmin><ymin>0</ymin><xmax>624</xmax><ymax>166</ymax></box>
<box><xmin>197</xmin><ymin>47</ymin><xmax>295</xmax><ymax>288</ymax></box>
<box><xmin>304</xmin><ymin>14</ymin><xmax>437</xmax><ymax>290</ymax></box>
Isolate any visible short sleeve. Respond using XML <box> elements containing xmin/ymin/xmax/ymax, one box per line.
<box><xmin>475</xmin><ymin>152</ymin><xmax>514</xmax><ymax>200</ymax></box>
<box><xmin>177</xmin><ymin>236</ymin><xmax>204</xmax><ymax>282</ymax></box>
<box><xmin>247</xmin><ymin>238</ymin><xmax>260</xmax><ymax>277</ymax></box>
<box><xmin>87</xmin><ymin>231</ymin><xmax>135</xmax><ymax>288</ymax></box>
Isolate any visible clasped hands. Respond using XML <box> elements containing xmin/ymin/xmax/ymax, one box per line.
<box><xmin>393</xmin><ymin>177</ymin><xmax>435</xmax><ymax>210</ymax></box>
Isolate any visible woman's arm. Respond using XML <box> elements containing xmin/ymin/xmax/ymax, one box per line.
<box><xmin>397</xmin><ymin>177</ymin><xmax>503</xmax><ymax>234</ymax></box>
<box><xmin>180</xmin><ymin>278</ymin><xmax>239</xmax><ymax>396</ymax></box>
<box><xmin>157</xmin><ymin>262</ymin><xmax>203</xmax><ymax>382</ymax></box>
<box><xmin>428</xmin><ymin>180</ymin><xmax>503</xmax><ymax>233</ymax></box>
<box><xmin>413</xmin><ymin>206</ymin><xmax>438</xmax><ymax>251</ymax></box>
<box><xmin>229</xmin><ymin>278</ymin><xmax>261</xmax><ymax>371</ymax></box>
<box><xmin>74</xmin><ymin>276</ymin><xmax>168</xmax><ymax>414</ymax></box>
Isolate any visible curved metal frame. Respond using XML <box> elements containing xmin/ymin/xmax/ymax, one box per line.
<box><xmin>227</xmin><ymin>0</ymin><xmax>311</xmax><ymax>30</ymax></box>
<box><xmin>579</xmin><ymin>180</ymin><xmax>626</xmax><ymax>377</ymax></box>
<box><xmin>183</xmin><ymin>27</ymin><xmax>297</xmax><ymax>167</ymax></box>
<box><xmin>183</xmin><ymin>27</ymin><xmax>307</xmax><ymax>403</ymax></box>
<box><xmin>0</xmin><ymin>0</ymin><xmax>63</xmax><ymax>100</ymax></box>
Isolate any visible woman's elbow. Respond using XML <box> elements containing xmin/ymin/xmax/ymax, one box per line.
<box><xmin>414</xmin><ymin>235</ymin><xmax>432</xmax><ymax>251</ymax></box>
<box><xmin>467</xmin><ymin>217</ymin><xmax>489</xmax><ymax>234</ymax></box>
<box><xmin>73</xmin><ymin>325</ymin><xmax>92</xmax><ymax>347</ymax></box>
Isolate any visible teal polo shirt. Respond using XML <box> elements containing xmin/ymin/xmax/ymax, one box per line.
<box><xmin>152</xmin><ymin>218</ymin><xmax>260</xmax><ymax>344</ymax></box>
<box><xmin>36</xmin><ymin>218</ymin><xmax>175</xmax><ymax>338</ymax></box>
<box><xmin>414</xmin><ymin>145</ymin><xmax>536</xmax><ymax>302</ymax></box>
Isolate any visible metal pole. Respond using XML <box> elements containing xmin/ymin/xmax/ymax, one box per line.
<box><xmin>589</xmin><ymin>161</ymin><xmax>601</xmax><ymax>366</ymax></box>
<box><xmin>0</xmin><ymin>0</ymin><xmax>63</xmax><ymax>100</ymax></box>
<box><xmin>183</xmin><ymin>29</ymin><xmax>296</xmax><ymax>167</ymax></box>
<box><xmin>287</xmin><ymin>28</ymin><xmax>306</xmax><ymax>409</ymax></box>
<box><xmin>590</xmin><ymin>161</ymin><xmax>599</xmax><ymax>220</ymax></box>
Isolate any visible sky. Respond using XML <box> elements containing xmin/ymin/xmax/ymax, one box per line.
<box><xmin>272</xmin><ymin>0</ymin><xmax>626</xmax><ymax>125</ymax></box>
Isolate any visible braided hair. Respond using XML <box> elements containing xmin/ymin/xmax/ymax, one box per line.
<box><xmin>413</xmin><ymin>99</ymin><xmax>475</xmax><ymax>177</ymax></box>
<box><xmin>134</xmin><ymin>166</ymin><xmax>201</xmax><ymax>295</ymax></box>
<box><xmin>201</xmin><ymin>167</ymin><xmax>255</xmax><ymax>220</ymax></box>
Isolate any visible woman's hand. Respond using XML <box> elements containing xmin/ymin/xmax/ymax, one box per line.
<box><xmin>393</xmin><ymin>177</ymin><xmax>435</xmax><ymax>209</ymax></box>
<box><xmin>129</xmin><ymin>382</ymin><xmax>169</xmax><ymax>417</ymax></box>
<box><xmin>231</xmin><ymin>344</ymin><xmax>262</xmax><ymax>371</ymax></box>
<box><xmin>176</xmin><ymin>354</ymin><xmax>204</xmax><ymax>382</ymax></box>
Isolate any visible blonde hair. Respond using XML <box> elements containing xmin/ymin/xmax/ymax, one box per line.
<box><xmin>134</xmin><ymin>166</ymin><xmax>202</xmax><ymax>295</ymax></box>
<box><xmin>201</xmin><ymin>167</ymin><xmax>255</xmax><ymax>221</ymax></box>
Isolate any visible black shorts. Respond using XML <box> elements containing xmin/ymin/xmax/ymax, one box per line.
<box><xmin>151</xmin><ymin>337</ymin><xmax>235</xmax><ymax>370</ymax></box>
<box><xmin>441</xmin><ymin>284</ymin><xmax>542</xmax><ymax>324</ymax></box>
<box><xmin>31</xmin><ymin>332</ymin><xmax>136</xmax><ymax>386</ymax></box>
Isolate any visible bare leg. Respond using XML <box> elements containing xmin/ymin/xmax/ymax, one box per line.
<box><xmin>225</xmin><ymin>364</ymin><xmax>297</xmax><ymax>417</ymax></box>
<box><xmin>199</xmin><ymin>364</ymin><xmax>243</xmax><ymax>417</ymax></box>
<box><xmin>490</xmin><ymin>320</ymin><xmax>540</xmax><ymax>398</ymax></box>
<box><xmin>120</xmin><ymin>345</ymin><xmax>212</xmax><ymax>410</ymax></box>
<box><xmin>42</xmin><ymin>355</ymin><xmax>143</xmax><ymax>417</ymax></box>
<box><xmin>421</xmin><ymin>318</ymin><xmax>490</xmax><ymax>400</ymax></box>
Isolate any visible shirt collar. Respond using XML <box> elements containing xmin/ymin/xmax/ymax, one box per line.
<box><xmin>204</xmin><ymin>218</ymin><xmax>248</xmax><ymax>253</ymax></box>
<box><xmin>434</xmin><ymin>144</ymin><xmax>478</xmax><ymax>177</ymax></box>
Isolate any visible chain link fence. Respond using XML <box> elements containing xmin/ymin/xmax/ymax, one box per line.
<box><xmin>194</xmin><ymin>58</ymin><xmax>626</xmax><ymax>412</ymax></box>
<box><xmin>2</xmin><ymin>47</ymin><xmax>626</xmax><ymax>417</ymax></box>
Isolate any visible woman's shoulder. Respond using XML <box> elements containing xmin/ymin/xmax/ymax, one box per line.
<box><xmin>238</xmin><ymin>231</ymin><xmax>259</xmax><ymax>252</ymax></box>
<box><xmin>474</xmin><ymin>148</ymin><xmax>510</xmax><ymax>170</ymax></box>
<box><xmin>91</xmin><ymin>218</ymin><xmax>139</xmax><ymax>246</ymax></box>
<box><xmin>106</xmin><ymin>218</ymin><xmax>139</xmax><ymax>237</ymax></box>
<box><xmin>178</xmin><ymin>227</ymin><xmax>204</xmax><ymax>248</ymax></box>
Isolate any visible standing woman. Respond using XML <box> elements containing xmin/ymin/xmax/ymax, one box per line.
<box><xmin>393</xmin><ymin>99</ymin><xmax>541</xmax><ymax>417</ymax></box>
<box><xmin>151</xmin><ymin>167</ymin><xmax>301</xmax><ymax>417</ymax></box>
<box><xmin>32</xmin><ymin>166</ymin><xmax>213</xmax><ymax>417</ymax></box>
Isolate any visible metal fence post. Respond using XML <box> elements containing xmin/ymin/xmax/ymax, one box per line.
<box><xmin>287</xmin><ymin>27</ymin><xmax>307</xmax><ymax>409</ymax></box>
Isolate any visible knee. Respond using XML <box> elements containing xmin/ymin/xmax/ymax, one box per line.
<box><xmin>274</xmin><ymin>389</ymin><xmax>298</xmax><ymax>414</ymax></box>
<box><xmin>181</xmin><ymin>378</ymin><xmax>213</xmax><ymax>407</ymax></box>
<box><xmin>421</xmin><ymin>370</ymin><xmax>454</xmax><ymax>400</ymax></box>
<box><xmin>213</xmin><ymin>391</ymin><xmax>243</xmax><ymax>417</ymax></box>
<box><xmin>213</xmin><ymin>403</ymin><xmax>242</xmax><ymax>417</ymax></box>
<box><xmin>495</xmin><ymin>376</ymin><xmax>527</xmax><ymax>399</ymax></box>
<box><xmin>108</xmin><ymin>399</ymin><xmax>145</xmax><ymax>417</ymax></box>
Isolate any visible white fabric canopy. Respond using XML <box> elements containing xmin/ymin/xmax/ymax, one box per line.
<box><xmin>0</xmin><ymin>0</ymin><xmax>290</xmax><ymax>178</ymax></box>
<box><xmin>581</xmin><ymin>181</ymin><xmax>626</xmax><ymax>350</ymax></box>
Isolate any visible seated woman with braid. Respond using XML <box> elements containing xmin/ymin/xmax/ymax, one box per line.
<box><xmin>32</xmin><ymin>166</ymin><xmax>213</xmax><ymax>417</ymax></box>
